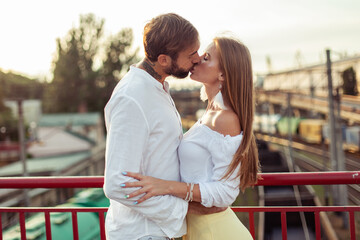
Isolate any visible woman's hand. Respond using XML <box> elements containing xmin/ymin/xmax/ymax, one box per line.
<box><xmin>120</xmin><ymin>172</ymin><xmax>172</xmax><ymax>204</ymax></box>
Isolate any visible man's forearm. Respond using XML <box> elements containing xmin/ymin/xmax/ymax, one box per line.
<box><xmin>187</xmin><ymin>202</ymin><xmax>227</xmax><ymax>215</ymax></box>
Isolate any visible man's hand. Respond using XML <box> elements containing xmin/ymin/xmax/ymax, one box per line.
<box><xmin>187</xmin><ymin>202</ymin><xmax>227</xmax><ymax>215</ymax></box>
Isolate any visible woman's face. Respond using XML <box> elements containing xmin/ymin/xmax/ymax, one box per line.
<box><xmin>190</xmin><ymin>42</ymin><xmax>222</xmax><ymax>85</ymax></box>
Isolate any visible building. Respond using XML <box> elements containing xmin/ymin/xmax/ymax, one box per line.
<box><xmin>261</xmin><ymin>55</ymin><xmax>360</xmax><ymax>96</ymax></box>
<box><xmin>27</xmin><ymin>113</ymin><xmax>105</xmax><ymax>158</ymax></box>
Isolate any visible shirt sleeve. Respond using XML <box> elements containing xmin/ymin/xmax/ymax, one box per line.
<box><xmin>199</xmin><ymin>136</ymin><xmax>242</xmax><ymax>208</ymax></box>
<box><xmin>103</xmin><ymin>94</ymin><xmax>188</xmax><ymax>237</ymax></box>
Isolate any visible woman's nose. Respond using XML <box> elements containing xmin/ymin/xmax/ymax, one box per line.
<box><xmin>197</xmin><ymin>53</ymin><xmax>206</xmax><ymax>63</ymax></box>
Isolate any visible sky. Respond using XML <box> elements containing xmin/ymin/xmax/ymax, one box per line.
<box><xmin>1</xmin><ymin>0</ymin><xmax>360</xmax><ymax>81</ymax></box>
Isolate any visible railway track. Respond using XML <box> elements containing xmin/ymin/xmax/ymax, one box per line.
<box><xmin>255</xmin><ymin>133</ymin><xmax>360</xmax><ymax>171</ymax></box>
<box><xmin>256</xmin><ymin>133</ymin><xmax>360</xmax><ymax>206</ymax></box>
<box><xmin>293</xmin><ymin>152</ymin><xmax>360</xmax><ymax>206</ymax></box>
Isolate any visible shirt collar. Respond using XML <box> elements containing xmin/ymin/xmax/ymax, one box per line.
<box><xmin>130</xmin><ymin>66</ymin><xmax>170</xmax><ymax>93</ymax></box>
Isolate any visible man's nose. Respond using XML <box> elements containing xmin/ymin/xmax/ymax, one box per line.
<box><xmin>192</xmin><ymin>53</ymin><xmax>201</xmax><ymax>64</ymax></box>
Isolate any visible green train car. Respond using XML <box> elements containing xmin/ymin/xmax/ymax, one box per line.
<box><xmin>276</xmin><ymin>117</ymin><xmax>303</xmax><ymax>136</ymax></box>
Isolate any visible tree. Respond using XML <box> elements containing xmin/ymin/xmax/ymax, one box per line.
<box><xmin>45</xmin><ymin>13</ymin><xmax>104</xmax><ymax>113</ymax></box>
<box><xmin>44</xmin><ymin>13</ymin><xmax>139</xmax><ymax>113</ymax></box>
<box><xmin>0</xmin><ymin>86</ymin><xmax>17</xmax><ymax>141</ymax></box>
<box><xmin>93</xmin><ymin>28</ymin><xmax>139</xmax><ymax>111</ymax></box>
<box><xmin>0</xmin><ymin>70</ymin><xmax>44</xmax><ymax>100</ymax></box>
<box><xmin>342</xmin><ymin>67</ymin><xmax>358</xmax><ymax>96</ymax></box>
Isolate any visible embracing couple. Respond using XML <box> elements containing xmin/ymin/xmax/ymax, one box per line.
<box><xmin>103</xmin><ymin>13</ymin><xmax>260</xmax><ymax>240</ymax></box>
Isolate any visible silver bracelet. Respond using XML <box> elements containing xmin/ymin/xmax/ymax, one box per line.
<box><xmin>189</xmin><ymin>183</ymin><xmax>194</xmax><ymax>202</ymax></box>
<box><xmin>185</xmin><ymin>183</ymin><xmax>190</xmax><ymax>202</ymax></box>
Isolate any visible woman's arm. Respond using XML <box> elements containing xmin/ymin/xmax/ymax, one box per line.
<box><xmin>120</xmin><ymin>171</ymin><xmax>201</xmax><ymax>204</ymax></box>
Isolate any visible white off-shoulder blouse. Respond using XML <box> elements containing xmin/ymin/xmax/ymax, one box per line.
<box><xmin>178</xmin><ymin>120</ymin><xmax>243</xmax><ymax>208</ymax></box>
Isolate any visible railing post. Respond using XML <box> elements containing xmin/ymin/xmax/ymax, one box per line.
<box><xmin>0</xmin><ymin>213</ymin><xmax>2</xmax><ymax>240</ymax></box>
<box><xmin>349</xmin><ymin>211</ymin><xmax>355</xmax><ymax>240</ymax></box>
<box><xmin>19</xmin><ymin>212</ymin><xmax>26</xmax><ymax>240</ymax></box>
<box><xmin>72</xmin><ymin>212</ymin><xmax>79</xmax><ymax>240</ymax></box>
<box><xmin>248</xmin><ymin>211</ymin><xmax>255</xmax><ymax>240</ymax></box>
<box><xmin>99</xmin><ymin>211</ymin><xmax>106</xmax><ymax>240</ymax></box>
<box><xmin>281</xmin><ymin>211</ymin><xmax>287</xmax><ymax>240</ymax></box>
<box><xmin>314</xmin><ymin>211</ymin><xmax>321</xmax><ymax>239</ymax></box>
<box><xmin>45</xmin><ymin>212</ymin><xmax>52</xmax><ymax>240</ymax></box>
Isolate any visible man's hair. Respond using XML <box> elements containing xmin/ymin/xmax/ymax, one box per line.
<box><xmin>143</xmin><ymin>13</ymin><xmax>199</xmax><ymax>62</ymax></box>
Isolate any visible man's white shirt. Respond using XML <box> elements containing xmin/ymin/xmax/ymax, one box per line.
<box><xmin>103</xmin><ymin>66</ymin><xmax>187</xmax><ymax>239</ymax></box>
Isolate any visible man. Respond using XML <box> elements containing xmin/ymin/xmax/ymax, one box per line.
<box><xmin>103</xmin><ymin>13</ymin><xmax>201</xmax><ymax>240</ymax></box>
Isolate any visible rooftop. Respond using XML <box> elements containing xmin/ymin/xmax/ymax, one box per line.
<box><xmin>39</xmin><ymin>113</ymin><xmax>101</xmax><ymax>127</ymax></box>
<box><xmin>0</xmin><ymin>151</ymin><xmax>91</xmax><ymax>177</ymax></box>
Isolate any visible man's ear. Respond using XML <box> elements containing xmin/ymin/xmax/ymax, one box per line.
<box><xmin>157</xmin><ymin>54</ymin><xmax>172</xmax><ymax>67</ymax></box>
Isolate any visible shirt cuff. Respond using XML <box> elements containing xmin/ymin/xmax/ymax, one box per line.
<box><xmin>156</xmin><ymin>198</ymin><xmax>188</xmax><ymax>238</ymax></box>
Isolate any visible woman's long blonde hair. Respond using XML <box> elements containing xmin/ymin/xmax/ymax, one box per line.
<box><xmin>214</xmin><ymin>37</ymin><xmax>260</xmax><ymax>192</ymax></box>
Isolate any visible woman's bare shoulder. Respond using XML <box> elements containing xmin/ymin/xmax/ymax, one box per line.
<box><xmin>213</xmin><ymin>110</ymin><xmax>241</xmax><ymax>137</ymax></box>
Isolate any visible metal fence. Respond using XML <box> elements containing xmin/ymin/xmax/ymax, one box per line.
<box><xmin>0</xmin><ymin>171</ymin><xmax>359</xmax><ymax>240</ymax></box>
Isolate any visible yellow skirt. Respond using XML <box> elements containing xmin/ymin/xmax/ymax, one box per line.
<box><xmin>182</xmin><ymin>207</ymin><xmax>253</xmax><ymax>240</ymax></box>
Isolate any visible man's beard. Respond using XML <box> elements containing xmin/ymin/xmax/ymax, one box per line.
<box><xmin>165</xmin><ymin>59</ymin><xmax>191</xmax><ymax>79</ymax></box>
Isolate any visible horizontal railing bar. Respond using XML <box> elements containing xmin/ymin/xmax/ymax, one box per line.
<box><xmin>0</xmin><ymin>207</ymin><xmax>108</xmax><ymax>212</ymax></box>
<box><xmin>231</xmin><ymin>206</ymin><xmax>360</xmax><ymax>212</ymax></box>
<box><xmin>0</xmin><ymin>206</ymin><xmax>359</xmax><ymax>213</ymax></box>
<box><xmin>0</xmin><ymin>171</ymin><xmax>358</xmax><ymax>188</ymax></box>
<box><xmin>0</xmin><ymin>176</ymin><xmax>104</xmax><ymax>188</ymax></box>
<box><xmin>258</xmin><ymin>171</ymin><xmax>360</xmax><ymax>185</ymax></box>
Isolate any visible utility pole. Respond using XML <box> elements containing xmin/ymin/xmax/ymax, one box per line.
<box><xmin>285</xmin><ymin>93</ymin><xmax>310</xmax><ymax>240</ymax></box>
<box><xmin>335</xmin><ymin>88</ymin><xmax>349</xmax><ymax>228</ymax></box>
<box><xmin>326</xmin><ymin>50</ymin><xmax>349</xmax><ymax>229</ymax></box>
<box><xmin>326</xmin><ymin>49</ymin><xmax>339</xmax><ymax>206</ymax></box>
<box><xmin>287</xmin><ymin>93</ymin><xmax>294</xmax><ymax>164</ymax></box>
<box><xmin>17</xmin><ymin>99</ymin><xmax>30</xmax><ymax>207</ymax></box>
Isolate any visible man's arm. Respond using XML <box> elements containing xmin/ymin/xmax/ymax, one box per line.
<box><xmin>103</xmin><ymin>95</ymin><xmax>187</xmax><ymax>237</ymax></box>
<box><xmin>188</xmin><ymin>202</ymin><xmax>227</xmax><ymax>215</ymax></box>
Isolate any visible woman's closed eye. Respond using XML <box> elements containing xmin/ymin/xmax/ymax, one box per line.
<box><xmin>203</xmin><ymin>52</ymin><xmax>210</xmax><ymax>61</ymax></box>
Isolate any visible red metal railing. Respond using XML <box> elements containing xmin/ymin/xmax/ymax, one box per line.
<box><xmin>0</xmin><ymin>207</ymin><xmax>107</xmax><ymax>240</ymax></box>
<box><xmin>0</xmin><ymin>171</ymin><xmax>359</xmax><ymax>240</ymax></box>
<box><xmin>232</xmin><ymin>206</ymin><xmax>359</xmax><ymax>240</ymax></box>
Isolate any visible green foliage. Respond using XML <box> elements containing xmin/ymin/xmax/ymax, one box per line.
<box><xmin>342</xmin><ymin>67</ymin><xmax>358</xmax><ymax>96</ymax></box>
<box><xmin>0</xmin><ymin>109</ymin><xmax>18</xmax><ymax>141</ymax></box>
<box><xmin>0</xmin><ymin>71</ymin><xmax>43</xmax><ymax>141</ymax></box>
<box><xmin>0</xmin><ymin>86</ymin><xmax>17</xmax><ymax>141</ymax></box>
<box><xmin>0</xmin><ymin>71</ymin><xmax>44</xmax><ymax>100</ymax></box>
<box><xmin>44</xmin><ymin>13</ymin><xmax>139</xmax><ymax>113</ymax></box>
<box><xmin>94</xmin><ymin>28</ymin><xmax>139</xmax><ymax>111</ymax></box>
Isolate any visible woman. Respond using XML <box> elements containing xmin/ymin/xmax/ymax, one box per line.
<box><xmin>122</xmin><ymin>36</ymin><xmax>260</xmax><ymax>240</ymax></box>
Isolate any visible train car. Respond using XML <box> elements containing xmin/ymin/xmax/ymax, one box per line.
<box><xmin>254</xmin><ymin>114</ymin><xmax>281</xmax><ymax>134</ymax></box>
<box><xmin>276</xmin><ymin>117</ymin><xmax>302</xmax><ymax>136</ymax></box>
<box><xmin>321</xmin><ymin>123</ymin><xmax>347</xmax><ymax>144</ymax></box>
<box><xmin>253</xmin><ymin>114</ymin><xmax>262</xmax><ymax>132</ymax></box>
<box><xmin>298</xmin><ymin>119</ymin><xmax>326</xmax><ymax>144</ymax></box>
<box><xmin>255</xmin><ymin>112</ymin><xmax>360</xmax><ymax>152</ymax></box>
<box><xmin>345</xmin><ymin>125</ymin><xmax>360</xmax><ymax>151</ymax></box>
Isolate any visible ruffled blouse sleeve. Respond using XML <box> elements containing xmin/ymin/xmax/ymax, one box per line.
<box><xmin>199</xmin><ymin>134</ymin><xmax>242</xmax><ymax>207</ymax></box>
